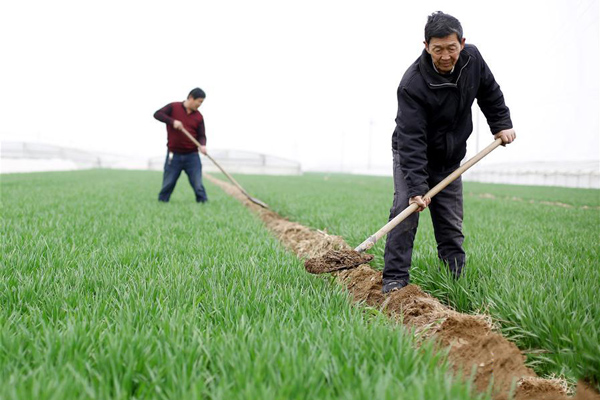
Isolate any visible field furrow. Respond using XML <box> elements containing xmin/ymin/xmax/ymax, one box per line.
<box><xmin>231</xmin><ymin>172</ymin><xmax>600</xmax><ymax>394</ymax></box>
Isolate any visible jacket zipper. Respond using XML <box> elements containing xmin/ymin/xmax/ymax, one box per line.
<box><xmin>428</xmin><ymin>57</ymin><xmax>471</xmax><ymax>89</ymax></box>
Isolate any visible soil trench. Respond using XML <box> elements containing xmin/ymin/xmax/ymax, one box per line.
<box><xmin>206</xmin><ymin>174</ymin><xmax>598</xmax><ymax>400</ymax></box>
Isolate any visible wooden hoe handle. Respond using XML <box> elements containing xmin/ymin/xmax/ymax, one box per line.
<box><xmin>354</xmin><ymin>138</ymin><xmax>503</xmax><ymax>253</ymax></box>
<box><xmin>179</xmin><ymin>127</ymin><xmax>251</xmax><ymax>197</ymax></box>
<box><xmin>178</xmin><ymin>127</ymin><xmax>270</xmax><ymax>209</ymax></box>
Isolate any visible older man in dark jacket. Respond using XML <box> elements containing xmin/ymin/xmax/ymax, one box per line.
<box><xmin>383</xmin><ymin>11</ymin><xmax>516</xmax><ymax>294</ymax></box>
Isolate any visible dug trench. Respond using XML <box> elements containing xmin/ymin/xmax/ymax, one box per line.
<box><xmin>205</xmin><ymin>174</ymin><xmax>599</xmax><ymax>400</ymax></box>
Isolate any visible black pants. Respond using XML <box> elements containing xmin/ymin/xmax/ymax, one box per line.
<box><xmin>383</xmin><ymin>150</ymin><xmax>465</xmax><ymax>283</ymax></box>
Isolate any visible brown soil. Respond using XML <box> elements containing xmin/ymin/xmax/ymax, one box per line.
<box><xmin>206</xmin><ymin>174</ymin><xmax>599</xmax><ymax>400</ymax></box>
<box><xmin>305</xmin><ymin>249</ymin><xmax>374</xmax><ymax>274</ymax></box>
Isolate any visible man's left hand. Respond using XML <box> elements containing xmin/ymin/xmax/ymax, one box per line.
<box><xmin>409</xmin><ymin>195</ymin><xmax>431</xmax><ymax>212</ymax></box>
<box><xmin>199</xmin><ymin>145</ymin><xmax>208</xmax><ymax>155</ymax></box>
<box><xmin>494</xmin><ymin>129</ymin><xmax>516</xmax><ymax>145</ymax></box>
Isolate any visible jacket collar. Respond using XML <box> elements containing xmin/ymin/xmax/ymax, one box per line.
<box><xmin>419</xmin><ymin>49</ymin><xmax>471</xmax><ymax>89</ymax></box>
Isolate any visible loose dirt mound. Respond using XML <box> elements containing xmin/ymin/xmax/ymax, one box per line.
<box><xmin>206</xmin><ymin>174</ymin><xmax>599</xmax><ymax>400</ymax></box>
<box><xmin>206</xmin><ymin>176</ymin><xmax>349</xmax><ymax>259</ymax></box>
<box><xmin>305</xmin><ymin>249</ymin><xmax>374</xmax><ymax>274</ymax></box>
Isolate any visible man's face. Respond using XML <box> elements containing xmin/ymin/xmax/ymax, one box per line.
<box><xmin>425</xmin><ymin>34</ymin><xmax>465</xmax><ymax>74</ymax></box>
<box><xmin>188</xmin><ymin>97</ymin><xmax>204</xmax><ymax>110</ymax></box>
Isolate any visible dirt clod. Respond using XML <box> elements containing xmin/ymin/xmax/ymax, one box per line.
<box><xmin>304</xmin><ymin>249</ymin><xmax>374</xmax><ymax>274</ymax></box>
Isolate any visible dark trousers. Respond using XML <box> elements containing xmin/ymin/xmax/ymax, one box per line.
<box><xmin>158</xmin><ymin>151</ymin><xmax>208</xmax><ymax>203</ymax></box>
<box><xmin>383</xmin><ymin>150</ymin><xmax>465</xmax><ymax>282</ymax></box>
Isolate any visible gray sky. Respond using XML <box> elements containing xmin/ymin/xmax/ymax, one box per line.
<box><xmin>1</xmin><ymin>0</ymin><xmax>598</xmax><ymax>172</ymax></box>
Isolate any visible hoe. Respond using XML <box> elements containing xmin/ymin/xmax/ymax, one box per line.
<box><xmin>305</xmin><ymin>138</ymin><xmax>504</xmax><ymax>274</ymax></box>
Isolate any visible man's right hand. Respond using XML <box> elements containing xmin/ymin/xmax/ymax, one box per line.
<box><xmin>173</xmin><ymin>120</ymin><xmax>183</xmax><ymax>131</ymax></box>
<box><xmin>494</xmin><ymin>129</ymin><xmax>516</xmax><ymax>145</ymax></box>
<box><xmin>410</xmin><ymin>196</ymin><xmax>431</xmax><ymax>212</ymax></box>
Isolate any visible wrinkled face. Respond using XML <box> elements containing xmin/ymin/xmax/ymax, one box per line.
<box><xmin>425</xmin><ymin>34</ymin><xmax>465</xmax><ymax>74</ymax></box>
<box><xmin>188</xmin><ymin>97</ymin><xmax>204</xmax><ymax>110</ymax></box>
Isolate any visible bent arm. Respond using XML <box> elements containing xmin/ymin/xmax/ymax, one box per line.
<box><xmin>476</xmin><ymin>56</ymin><xmax>513</xmax><ymax>135</ymax></box>
<box><xmin>153</xmin><ymin>103</ymin><xmax>175</xmax><ymax>126</ymax></box>
<box><xmin>196</xmin><ymin>119</ymin><xmax>206</xmax><ymax>146</ymax></box>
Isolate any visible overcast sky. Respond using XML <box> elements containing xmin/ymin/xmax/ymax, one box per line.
<box><xmin>1</xmin><ymin>0</ymin><xmax>598</xmax><ymax>172</ymax></box>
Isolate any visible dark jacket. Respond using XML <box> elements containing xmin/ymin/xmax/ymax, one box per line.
<box><xmin>392</xmin><ymin>44</ymin><xmax>512</xmax><ymax>197</ymax></box>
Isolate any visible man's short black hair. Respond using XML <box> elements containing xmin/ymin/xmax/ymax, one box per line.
<box><xmin>188</xmin><ymin>87</ymin><xmax>206</xmax><ymax>99</ymax></box>
<box><xmin>424</xmin><ymin>11</ymin><xmax>463</xmax><ymax>43</ymax></box>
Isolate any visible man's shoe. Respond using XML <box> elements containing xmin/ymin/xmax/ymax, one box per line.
<box><xmin>382</xmin><ymin>279</ymin><xmax>409</xmax><ymax>294</ymax></box>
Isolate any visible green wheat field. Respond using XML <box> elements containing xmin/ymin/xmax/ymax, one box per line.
<box><xmin>2</xmin><ymin>169</ymin><xmax>599</xmax><ymax>399</ymax></box>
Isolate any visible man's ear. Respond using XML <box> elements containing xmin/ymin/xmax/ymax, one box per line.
<box><xmin>460</xmin><ymin>37</ymin><xmax>466</xmax><ymax>50</ymax></box>
<box><xmin>424</xmin><ymin>40</ymin><xmax>430</xmax><ymax>54</ymax></box>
